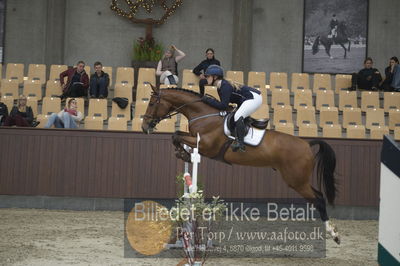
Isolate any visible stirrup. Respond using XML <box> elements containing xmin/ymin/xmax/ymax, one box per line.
<box><xmin>231</xmin><ymin>141</ymin><xmax>246</xmax><ymax>152</ymax></box>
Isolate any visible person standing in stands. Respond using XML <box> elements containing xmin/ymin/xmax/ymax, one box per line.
<box><xmin>60</xmin><ymin>61</ymin><xmax>89</xmax><ymax>98</ymax></box>
<box><xmin>89</xmin><ymin>61</ymin><xmax>110</xmax><ymax>98</ymax></box>
<box><xmin>0</xmin><ymin>92</ymin><xmax>9</xmax><ymax>126</ymax></box>
<box><xmin>355</xmin><ymin>57</ymin><xmax>382</xmax><ymax>91</ymax></box>
<box><xmin>156</xmin><ymin>45</ymin><xmax>186</xmax><ymax>85</ymax></box>
<box><xmin>44</xmin><ymin>98</ymin><xmax>83</xmax><ymax>129</ymax></box>
<box><xmin>391</xmin><ymin>63</ymin><xmax>400</xmax><ymax>92</ymax></box>
<box><xmin>193</xmin><ymin>48</ymin><xmax>221</xmax><ymax>95</ymax></box>
<box><xmin>381</xmin><ymin>56</ymin><xmax>399</xmax><ymax>91</ymax></box>
<box><xmin>3</xmin><ymin>95</ymin><xmax>35</xmax><ymax>127</ymax></box>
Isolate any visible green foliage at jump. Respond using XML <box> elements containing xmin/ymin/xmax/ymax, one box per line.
<box><xmin>176</xmin><ymin>173</ymin><xmax>204</xmax><ymax>198</ymax></box>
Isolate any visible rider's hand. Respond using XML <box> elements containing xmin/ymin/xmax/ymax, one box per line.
<box><xmin>201</xmin><ymin>96</ymin><xmax>209</xmax><ymax>103</ymax></box>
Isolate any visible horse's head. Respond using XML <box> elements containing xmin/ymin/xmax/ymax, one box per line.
<box><xmin>141</xmin><ymin>85</ymin><xmax>174</xmax><ymax>134</ymax></box>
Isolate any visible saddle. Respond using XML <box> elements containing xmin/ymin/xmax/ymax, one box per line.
<box><xmin>226</xmin><ymin>112</ymin><xmax>269</xmax><ymax>133</ymax></box>
<box><xmin>212</xmin><ymin>112</ymin><xmax>269</xmax><ymax>164</ymax></box>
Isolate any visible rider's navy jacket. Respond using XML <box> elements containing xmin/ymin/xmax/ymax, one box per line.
<box><xmin>202</xmin><ymin>79</ymin><xmax>260</xmax><ymax>110</ymax></box>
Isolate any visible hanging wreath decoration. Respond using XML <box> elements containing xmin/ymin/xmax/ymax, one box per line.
<box><xmin>110</xmin><ymin>0</ymin><xmax>184</xmax><ymax>25</ymax></box>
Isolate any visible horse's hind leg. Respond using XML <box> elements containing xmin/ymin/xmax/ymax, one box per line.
<box><xmin>294</xmin><ymin>183</ymin><xmax>340</xmax><ymax>244</ymax></box>
<box><xmin>280</xmin><ymin>160</ymin><xmax>340</xmax><ymax>244</ymax></box>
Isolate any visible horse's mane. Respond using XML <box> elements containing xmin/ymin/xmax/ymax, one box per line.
<box><xmin>160</xmin><ymin>87</ymin><xmax>202</xmax><ymax>98</ymax></box>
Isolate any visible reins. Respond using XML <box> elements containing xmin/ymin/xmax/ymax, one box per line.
<box><xmin>146</xmin><ymin>89</ymin><xmax>228</xmax><ymax>128</ymax></box>
<box><xmin>145</xmin><ymin>91</ymin><xmax>203</xmax><ymax>127</ymax></box>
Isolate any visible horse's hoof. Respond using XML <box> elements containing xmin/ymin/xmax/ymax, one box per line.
<box><xmin>334</xmin><ymin>236</ymin><xmax>340</xmax><ymax>245</ymax></box>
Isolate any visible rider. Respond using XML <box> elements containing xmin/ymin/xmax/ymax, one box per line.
<box><xmin>329</xmin><ymin>14</ymin><xmax>339</xmax><ymax>38</ymax></box>
<box><xmin>201</xmin><ymin>65</ymin><xmax>262</xmax><ymax>152</ymax></box>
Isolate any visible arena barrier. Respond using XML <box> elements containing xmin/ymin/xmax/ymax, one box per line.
<box><xmin>378</xmin><ymin>135</ymin><xmax>400</xmax><ymax>265</ymax></box>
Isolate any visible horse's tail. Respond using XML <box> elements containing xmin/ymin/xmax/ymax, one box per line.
<box><xmin>347</xmin><ymin>39</ymin><xmax>351</xmax><ymax>51</ymax></box>
<box><xmin>309</xmin><ymin>140</ymin><xmax>337</xmax><ymax>205</ymax></box>
<box><xmin>312</xmin><ymin>36</ymin><xmax>320</xmax><ymax>55</ymax></box>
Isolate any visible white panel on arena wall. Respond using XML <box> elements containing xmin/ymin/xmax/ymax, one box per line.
<box><xmin>378</xmin><ymin>135</ymin><xmax>400</xmax><ymax>266</ymax></box>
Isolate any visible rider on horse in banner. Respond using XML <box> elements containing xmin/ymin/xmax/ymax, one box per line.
<box><xmin>201</xmin><ymin>65</ymin><xmax>263</xmax><ymax>152</ymax></box>
<box><xmin>328</xmin><ymin>14</ymin><xmax>339</xmax><ymax>39</ymax></box>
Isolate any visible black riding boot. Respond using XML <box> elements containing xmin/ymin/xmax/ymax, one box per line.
<box><xmin>167</xmin><ymin>75</ymin><xmax>177</xmax><ymax>85</ymax></box>
<box><xmin>231</xmin><ymin>117</ymin><xmax>246</xmax><ymax>152</ymax></box>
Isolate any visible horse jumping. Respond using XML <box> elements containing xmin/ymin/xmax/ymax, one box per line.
<box><xmin>312</xmin><ymin>22</ymin><xmax>351</xmax><ymax>59</ymax></box>
<box><xmin>141</xmin><ymin>86</ymin><xmax>340</xmax><ymax>244</ymax></box>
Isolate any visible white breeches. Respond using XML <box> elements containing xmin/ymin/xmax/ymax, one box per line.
<box><xmin>160</xmin><ymin>71</ymin><xmax>179</xmax><ymax>85</ymax></box>
<box><xmin>234</xmin><ymin>91</ymin><xmax>263</xmax><ymax>121</ymax></box>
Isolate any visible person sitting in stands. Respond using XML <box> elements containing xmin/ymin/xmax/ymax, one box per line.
<box><xmin>193</xmin><ymin>48</ymin><xmax>221</xmax><ymax>95</ymax></box>
<box><xmin>44</xmin><ymin>98</ymin><xmax>83</xmax><ymax>129</ymax></box>
<box><xmin>60</xmin><ymin>61</ymin><xmax>89</xmax><ymax>98</ymax></box>
<box><xmin>381</xmin><ymin>56</ymin><xmax>399</xmax><ymax>91</ymax></box>
<box><xmin>355</xmin><ymin>57</ymin><xmax>382</xmax><ymax>91</ymax></box>
<box><xmin>0</xmin><ymin>92</ymin><xmax>9</xmax><ymax>126</ymax></box>
<box><xmin>156</xmin><ymin>45</ymin><xmax>185</xmax><ymax>85</ymax></box>
<box><xmin>90</xmin><ymin>61</ymin><xmax>110</xmax><ymax>99</ymax></box>
<box><xmin>391</xmin><ymin>63</ymin><xmax>400</xmax><ymax>92</ymax></box>
<box><xmin>4</xmin><ymin>95</ymin><xmax>36</xmax><ymax>127</ymax></box>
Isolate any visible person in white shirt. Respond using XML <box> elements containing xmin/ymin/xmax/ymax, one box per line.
<box><xmin>156</xmin><ymin>45</ymin><xmax>186</xmax><ymax>85</ymax></box>
<box><xmin>44</xmin><ymin>98</ymin><xmax>83</xmax><ymax>128</ymax></box>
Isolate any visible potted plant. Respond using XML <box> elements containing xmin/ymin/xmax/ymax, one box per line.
<box><xmin>132</xmin><ymin>37</ymin><xmax>163</xmax><ymax>66</ymax></box>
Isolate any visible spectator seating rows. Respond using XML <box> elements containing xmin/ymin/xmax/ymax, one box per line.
<box><xmin>0</xmin><ymin>63</ymin><xmax>399</xmax><ymax>140</ymax></box>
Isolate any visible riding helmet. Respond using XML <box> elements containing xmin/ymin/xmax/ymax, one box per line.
<box><xmin>205</xmin><ymin>65</ymin><xmax>224</xmax><ymax>77</ymax></box>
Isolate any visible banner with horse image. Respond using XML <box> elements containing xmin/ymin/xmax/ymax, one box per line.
<box><xmin>302</xmin><ymin>0</ymin><xmax>368</xmax><ymax>74</ymax></box>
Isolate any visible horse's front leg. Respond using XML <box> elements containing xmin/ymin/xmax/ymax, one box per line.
<box><xmin>173</xmin><ymin>132</ymin><xmax>198</xmax><ymax>148</ymax></box>
<box><xmin>172</xmin><ymin>131</ymin><xmax>193</xmax><ymax>162</ymax></box>
<box><xmin>325</xmin><ymin>46</ymin><xmax>333</xmax><ymax>59</ymax></box>
<box><xmin>340</xmin><ymin>43</ymin><xmax>347</xmax><ymax>58</ymax></box>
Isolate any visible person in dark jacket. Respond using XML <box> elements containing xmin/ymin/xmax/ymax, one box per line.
<box><xmin>3</xmin><ymin>95</ymin><xmax>34</xmax><ymax>127</ymax></box>
<box><xmin>201</xmin><ymin>65</ymin><xmax>262</xmax><ymax>152</ymax></box>
<box><xmin>0</xmin><ymin>92</ymin><xmax>9</xmax><ymax>126</ymax></box>
<box><xmin>356</xmin><ymin>57</ymin><xmax>382</xmax><ymax>91</ymax></box>
<box><xmin>60</xmin><ymin>61</ymin><xmax>89</xmax><ymax>98</ymax></box>
<box><xmin>193</xmin><ymin>48</ymin><xmax>221</xmax><ymax>95</ymax></box>
<box><xmin>90</xmin><ymin>61</ymin><xmax>110</xmax><ymax>98</ymax></box>
<box><xmin>391</xmin><ymin>64</ymin><xmax>400</xmax><ymax>92</ymax></box>
<box><xmin>381</xmin><ymin>56</ymin><xmax>399</xmax><ymax>91</ymax></box>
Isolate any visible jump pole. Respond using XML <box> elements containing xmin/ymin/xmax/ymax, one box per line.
<box><xmin>183</xmin><ymin>133</ymin><xmax>201</xmax><ymax>197</ymax></box>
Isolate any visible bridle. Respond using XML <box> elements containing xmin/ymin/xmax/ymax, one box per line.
<box><xmin>144</xmin><ymin>90</ymin><xmax>202</xmax><ymax>129</ymax></box>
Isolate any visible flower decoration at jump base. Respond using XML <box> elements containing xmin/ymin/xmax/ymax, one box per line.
<box><xmin>172</xmin><ymin>173</ymin><xmax>227</xmax><ymax>265</ymax></box>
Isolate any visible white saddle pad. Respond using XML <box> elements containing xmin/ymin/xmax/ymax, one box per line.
<box><xmin>223</xmin><ymin>118</ymin><xmax>266</xmax><ymax>147</ymax></box>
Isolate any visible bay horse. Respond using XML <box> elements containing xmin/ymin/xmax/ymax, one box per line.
<box><xmin>312</xmin><ymin>22</ymin><xmax>351</xmax><ymax>59</ymax></box>
<box><xmin>141</xmin><ymin>86</ymin><xmax>340</xmax><ymax>244</ymax></box>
